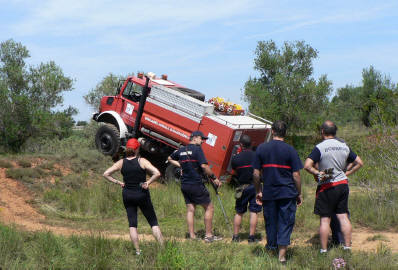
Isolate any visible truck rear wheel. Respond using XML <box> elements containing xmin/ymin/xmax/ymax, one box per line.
<box><xmin>165</xmin><ymin>163</ymin><xmax>181</xmax><ymax>183</ymax></box>
<box><xmin>95</xmin><ymin>123</ymin><xmax>120</xmax><ymax>156</ymax></box>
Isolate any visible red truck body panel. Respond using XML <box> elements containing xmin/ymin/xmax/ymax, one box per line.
<box><xmin>97</xmin><ymin>74</ymin><xmax>272</xmax><ymax>178</ymax></box>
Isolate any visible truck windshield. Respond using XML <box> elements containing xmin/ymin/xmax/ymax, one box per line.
<box><xmin>122</xmin><ymin>81</ymin><xmax>143</xmax><ymax>101</ymax></box>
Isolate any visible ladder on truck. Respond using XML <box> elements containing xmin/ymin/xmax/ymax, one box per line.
<box><xmin>148</xmin><ymin>84</ymin><xmax>272</xmax><ymax>129</ymax></box>
<box><xmin>148</xmin><ymin>84</ymin><xmax>214</xmax><ymax>123</ymax></box>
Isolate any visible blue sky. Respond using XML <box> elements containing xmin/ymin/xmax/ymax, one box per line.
<box><xmin>1</xmin><ymin>0</ymin><xmax>397</xmax><ymax>121</ymax></box>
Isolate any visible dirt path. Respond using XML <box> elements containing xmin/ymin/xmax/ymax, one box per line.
<box><xmin>1</xmin><ymin>168</ymin><xmax>398</xmax><ymax>252</ymax></box>
<box><xmin>0</xmin><ymin>168</ymin><xmax>153</xmax><ymax>240</ymax></box>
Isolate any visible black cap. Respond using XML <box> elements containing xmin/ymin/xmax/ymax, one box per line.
<box><xmin>239</xmin><ymin>134</ymin><xmax>251</xmax><ymax>148</ymax></box>
<box><xmin>190</xmin><ymin>130</ymin><xmax>208</xmax><ymax>140</ymax></box>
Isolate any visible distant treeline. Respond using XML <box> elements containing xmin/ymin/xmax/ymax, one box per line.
<box><xmin>243</xmin><ymin>40</ymin><xmax>398</xmax><ymax>132</ymax></box>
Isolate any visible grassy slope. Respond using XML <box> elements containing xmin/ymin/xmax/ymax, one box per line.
<box><xmin>0</xmin><ymin>127</ymin><xmax>397</xmax><ymax>269</ymax></box>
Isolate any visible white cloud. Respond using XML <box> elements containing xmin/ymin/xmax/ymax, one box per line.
<box><xmin>246</xmin><ymin>2</ymin><xmax>397</xmax><ymax>39</ymax></box>
<box><xmin>10</xmin><ymin>0</ymin><xmax>259</xmax><ymax>37</ymax></box>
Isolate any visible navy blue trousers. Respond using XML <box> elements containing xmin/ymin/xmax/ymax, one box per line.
<box><xmin>331</xmin><ymin>211</ymin><xmax>350</xmax><ymax>244</ymax></box>
<box><xmin>263</xmin><ymin>198</ymin><xmax>297</xmax><ymax>248</ymax></box>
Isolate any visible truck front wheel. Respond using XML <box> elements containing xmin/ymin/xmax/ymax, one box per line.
<box><xmin>95</xmin><ymin>123</ymin><xmax>121</xmax><ymax>156</ymax></box>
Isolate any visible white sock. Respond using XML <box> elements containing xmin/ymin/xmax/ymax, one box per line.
<box><xmin>320</xmin><ymin>249</ymin><xmax>327</xmax><ymax>253</ymax></box>
<box><xmin>343</xmin><ymin>246</ymin><xmax>351</xmax><ymax>250</ymax></box>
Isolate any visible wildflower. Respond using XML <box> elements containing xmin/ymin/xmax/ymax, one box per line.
<box><xmin>332</xmin><ymin>257</ymin><xmax>346</xmax><ymax>269</ymax></box>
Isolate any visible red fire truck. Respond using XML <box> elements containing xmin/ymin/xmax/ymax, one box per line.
<box><xmin>93</xmin><ymin>72</ymin><xmax>272</xmax><ymax>181</ymax></box>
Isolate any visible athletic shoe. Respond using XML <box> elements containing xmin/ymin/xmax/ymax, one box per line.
<box><xmin>232</xmin><ymin>235</ymin><xmax>240</xmax><ymax>242</ymax></box>
<box><xmin>343</xmin><ymin>246</ymin><xmax>352</xmax><ymax>255</ymax></box>
<box><xmin>204</xmin><ymin>235</ymin><xmax>223</xmax><ymax>243</ymax></box>
<box><xmin>248</xmin><ymin>235</ymin><xmax>257</xmax><ymax>243</ymax></box>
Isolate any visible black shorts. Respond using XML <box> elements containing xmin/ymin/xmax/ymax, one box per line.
<box><xmin>122</xmin><ymin>188</ymin><xmax>159</xmax><ymax>228</ymax></box>
<box><xmin>235</xmin><ymin>185</ymin><xmax>262</xmax><ymax>214</ymax></box>
<box><xmin>314</xmin><ymin>183</ymin><xmax>349</xmax><ymax>217</ymax></box>
<box><xmin>181</xmin><ymin>183</ymin><xmax>211</xmax><ymax>205</ymax></box>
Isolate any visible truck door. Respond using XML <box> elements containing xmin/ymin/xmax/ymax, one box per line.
<box><xmin>116</xmin><ymin>79</ymin><xmax>143</xmax><ymax>128</ymax></box>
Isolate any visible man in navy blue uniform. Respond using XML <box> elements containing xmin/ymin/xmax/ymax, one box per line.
<box><xmin>231</xmin><ymin>134</ymin><xmax>262</xmax><ymax>243</ymax></box>
<box><xmin>168</xmin><ymin>131</ymin><xmax>222</xmax><ymax>243</ymax></box>
<box><xmin>253</xmin><ymin>120</ymin><xmax>303</xmax><ymax>263</ymax></box>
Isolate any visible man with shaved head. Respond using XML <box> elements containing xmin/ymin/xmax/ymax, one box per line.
<box><xmin>304</xmin><ymin>120</ymin><xmax>363</xmax><ymax>254</ymax></box>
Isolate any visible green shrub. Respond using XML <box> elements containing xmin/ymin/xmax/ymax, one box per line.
<box><xmin>50</xmin><ymin>169</ymin><xmax>63</xmax><ymax>177</ymax></box>
<box><xmin>17</xmin><ymin>159</ymin><xmax>32</xmax><ymax>168</ymax></box>
<box><xmin>0</xmin><ymin>159</ymin><xmax>13</xmax><ymax>168</ymax></box>
<box><xmin>69</xmin><ymin>150</ymin><xmax>109</xmax><ymax>173</ymax></box>
<box><xmin>37</xmin><ymin>161</ymin><xmax>55</xmax><ymax>170</ymax></box>
<box><xmin>23</xmin><ymin>122</ymin><xmax>100</xmax><ymax>156</ymax></box>
<box><xmin>58</xmin><ymin>174</ymin><xmax>85</xmax><ymax>191</ymax></box>
<box><xmin>43</xmin><ymin>189</ymin><xmax>69</xmax><ymax>203</ymax></box>
<box><xmin>287</xmin><ymin>134</ymin><xmax>318</xmax><ymax>160</ymax></box>
<box><xmin>5</xmin><ymin>167</ymin><xmax>45</xmax><ymax>183</ymax></box>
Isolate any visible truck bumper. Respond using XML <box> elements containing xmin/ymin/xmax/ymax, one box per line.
<box><xmin>92</xmin><ymin>113</ymin><xmax>99</xmax><ymax>121</ymax></box>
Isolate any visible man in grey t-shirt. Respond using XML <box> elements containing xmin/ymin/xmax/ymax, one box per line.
<box><xmin>304</xmin><ymin>120</ymin><xmax>363</xmax><ymax>253</ymax></box>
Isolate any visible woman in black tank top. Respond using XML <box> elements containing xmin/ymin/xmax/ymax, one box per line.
<box><xmin>103</xmin><ymin>138</ymin><xmax>164</xmax><ymax>254</ymax></box>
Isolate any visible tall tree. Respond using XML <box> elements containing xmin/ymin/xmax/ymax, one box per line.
<box><xmin>84</xmin><ymin>73</ymin><xmax>126</xmax><ymax>110</ymax></box>
<box><xmin>328</xmin><ymin>85</ymin><xmax>362</xmax><ymax>125</ymax></box>
<box><xmin>0</xmin><ymin>39</ymin><xmax>75</xmax><ymax>151</ymax></box>
<box><xmin>359</xmin><ymin>66</ymin><xmax>397</xmax><ymax>127</ymax></box>
<box><xmin>327</xmin><ymin>67</ymin><xmax>397</xmax><ymax>128</ymax></box>
<box><xmin>244</xmin><ymin>40</ymin><xmax>332</xmax><ymax>131</ymax></box>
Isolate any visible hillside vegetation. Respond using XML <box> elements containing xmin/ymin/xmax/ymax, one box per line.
<box><xmin>0</xmin><ymin>126</ymin><xmax>397</xmax><ymax>269</ymax></box>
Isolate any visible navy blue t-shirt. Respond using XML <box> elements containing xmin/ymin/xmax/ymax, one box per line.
<box><xmin>231</xmin><ymin>149</ymin><xmax>255</xmax><ymax>185</ymax></box>
<box><xmin>253</xmin><ymin>140</ymin><xmax>303</xmax><ymax>200</ymax></box>
<box><xmin>170</xmin><ymin>144</ymin><xmax>207</xmax><ymax>185</ymax></box>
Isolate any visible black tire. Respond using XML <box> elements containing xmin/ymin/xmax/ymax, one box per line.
<box><xmin>95</xmin><ymin>123</ymin><xmax>121</xmax><ymax>156</ymax></box>
<box><xmin>170</xmin><ymin>87</ymin><xmax>206</xmax><ymax>101</ymax></box>
<box><xmin>165</xmin><ymin>163</ymin><xmax>181</xmax><ymax>183</ymax></box>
